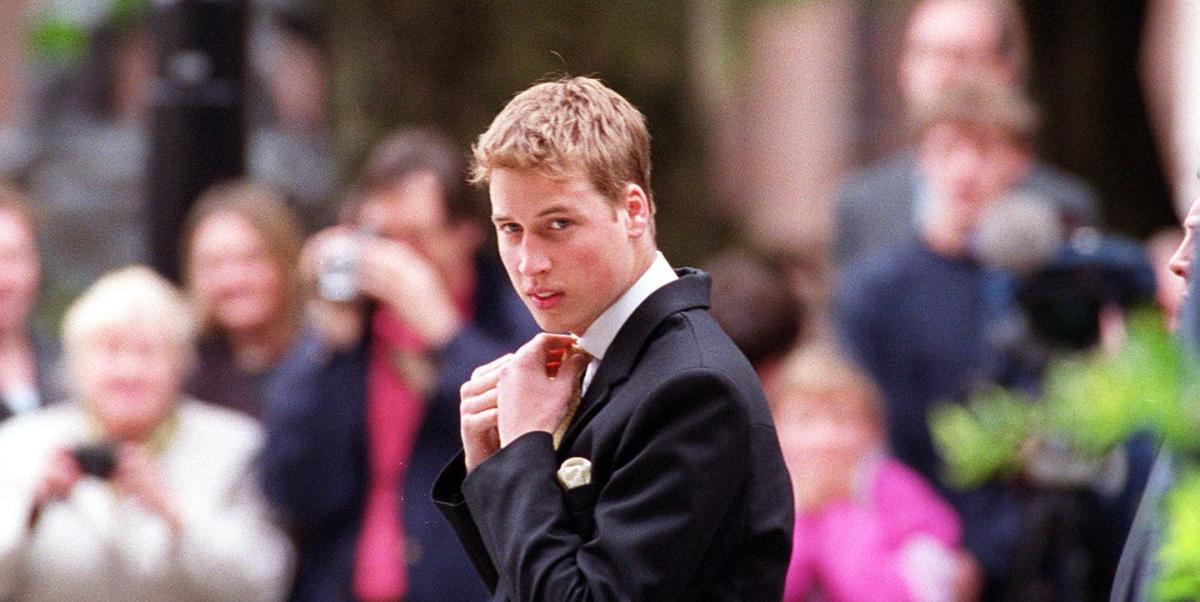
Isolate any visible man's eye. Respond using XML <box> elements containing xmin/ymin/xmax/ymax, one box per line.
<box><xmin>548</xmin><ymin>219</ymin><xmax>571</xmax><ymax>230</ymax></box>
<box><xmin>498</xmin><ymin>223</ymin><xmax>521</xmax><ymax>235</ymax></box>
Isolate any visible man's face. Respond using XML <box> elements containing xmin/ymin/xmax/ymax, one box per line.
<box><xmin>490</xmin><ymin>168</ymin><xmax>649</xmax><ymax>335</ymax></box>
<box><xmin>0</xmin><ymin>210</ymin><xmax>40</xmax><ymax>333</ymax></box>
<box><xmin>359</xmin><ymin>171</ymin><xmax>476</xmax><ymax>279</ymax></box>
<box><xmin>900</xmin><ymin>0</ymin><xmax>1012</xmax><ymax>114</ymax></box>
<box><xmin>1169</xmin><ymin>199</ymin><xmax>1200</xmax><ymax>288</ymax></box>
<box><xmin>918</xmin><ymin>121</ymin><xmax>1030</xmax><ymax>235</ymax></box>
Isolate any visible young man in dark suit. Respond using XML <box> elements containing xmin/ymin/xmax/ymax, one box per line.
<box><xmin>432</xmin><ymin>76</ymin><xmax>794</xmax><ymax>600</ymax></box>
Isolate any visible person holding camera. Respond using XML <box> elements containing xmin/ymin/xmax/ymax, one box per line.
<box><xmin>258</xmin><ymin>128</ymin><xmax>537</xmax><ymax>602</ymax></box>
<box><xmin>833</xmin><ymin>0</ymin><xmax>1099</xmax><ymax>268</ymax></box>
<box><xmin>834</xmin><ymin>76</ymin><xmax>1148</xmax><ymax>599</ymax></box>
<box><xmin>834</xmin><ymin>76</ymin><xmax>1044</xmax><ymax>599</ymax></box>
<box><xmin>0</xmin><ymin>266</ymin><xmax>293</xmax><ymax>601</ymax></box>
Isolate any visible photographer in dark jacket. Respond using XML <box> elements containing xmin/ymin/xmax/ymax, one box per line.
<box><xmin>259</xmin><ymin>128</ymin><xmax>537</xmax><ymax>602</ymax></box>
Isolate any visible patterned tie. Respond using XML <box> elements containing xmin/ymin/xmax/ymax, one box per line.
<box><xmin>552</xmin><ymin>354</ymin><xmax>591</xmax><ymax>450</ymax></box>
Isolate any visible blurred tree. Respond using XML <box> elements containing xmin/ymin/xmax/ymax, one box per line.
<box><xmin>324</xmin><ymin>0</ymin><xmax>734</xmax><ymax>264</ymax></box>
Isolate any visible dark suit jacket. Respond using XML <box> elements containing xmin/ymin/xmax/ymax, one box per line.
<box><xmin>833</xmin><ymin>150</ymin><xmax>1101</xmax><ymax>267</ymax></box>
<box><xmin>260</xmin><ymin>257</ymin><xmax>538</xmax><ymax>602</ymax></box>
<box><xmin>432</xmin><ymin>268</ymin><xmax>795</xmax><ymax>601</ymax></box>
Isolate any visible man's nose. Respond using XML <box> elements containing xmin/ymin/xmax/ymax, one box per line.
<box><xmin>518</xmin><ymin>239</ymin><xmax>551</xmax><ymax>276</ymax></box>
<box><xmin>1169</xmin><ymin>239</ymin><xmax>1191</xmax><ymax>282</ymax></box>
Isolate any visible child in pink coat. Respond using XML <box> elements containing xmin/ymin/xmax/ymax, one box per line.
<box><xmin>768</xmin><ymin>345</ymin><xmax>981</xmax><ymax>601</ymax></box>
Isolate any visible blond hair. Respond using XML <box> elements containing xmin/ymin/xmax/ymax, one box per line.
<box><xmin>914</xmin><ymin>75</ymin><xmax>1040</xmax><ymax>145</ymax></box>
<box><xmin>470</xmin><ymin>76</ymin><xmax>654</xmax><ymax>208</ymax></box>
<box><xmin>769</xmin><ymin>343</ymin><xmax>883</xmax><ymax>426</ymax></box>
<box><xmin>62</xmin><ymin>266</ymin><xmax>197</xmax><ymax>365</ymax></box>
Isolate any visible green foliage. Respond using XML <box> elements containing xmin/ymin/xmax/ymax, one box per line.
<box><xmin>109</xmin><ymin>0</ymin><xmax>153</xmax><ymax>30</ymax></box>
<box><xmin>28</xmin><ymin>0</ymin><xmax>152</xmax><ymax>65</ymax></box>
<box><xmin>931</xmin><ymin>308</ymin><xmax>1199</xmax><ymax>488</ymax></box>
<box><xmin>1042</xmin><ymin>311</ymin><xmax>1186</xmax><ymax>457</ymax></box>
<box><xmin>930</xmin><ymin>387</ymin><xmax>1031</xmax><ymax>488</ymax></box>
<box><xmin>28</xmin><ymin>16</ymin><xmax>89</xmax><ymax>65</ymax></box>
<box><xmin>1156</xmin><ymin>468</ymin><xmax>1200</xmax><ymax>601</ymax></box>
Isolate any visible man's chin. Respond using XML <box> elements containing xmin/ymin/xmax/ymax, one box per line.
<box><xmin>529</xmin><ymin>311</ymin><xmax>564</xmax><ymax>334</ymax></box>
<box><xmin>529</xmin><ymin>313</ymin><xmax>584</xmax><ymax>336</ymax></box>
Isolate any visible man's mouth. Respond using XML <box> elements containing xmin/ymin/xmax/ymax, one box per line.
<box><xmin>527</xmin><ymin>289</ymin><xmax>563</xmax><ymax>310</ymax></box>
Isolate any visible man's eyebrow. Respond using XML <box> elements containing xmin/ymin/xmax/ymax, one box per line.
<box><xmin>491</xmin><ymin>204</ymin><xmax>574</xmax><ymax>223</ymax></box>
<box><xmin>536</xmin><ymin>204</ymin><xmax>573</xmax><ymax>217</ymax></box>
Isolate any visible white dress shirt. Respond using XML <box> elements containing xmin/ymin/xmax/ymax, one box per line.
<box><xmin>576</xmin><ymin>251</ymin><xmax>677</xmax><ymax>394</ymax></box>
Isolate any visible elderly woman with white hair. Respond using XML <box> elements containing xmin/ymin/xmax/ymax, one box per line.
<box><xmin>0</xmin><ymin>266</ymin><xmax>294</xmax><ymax>601</ymax></box>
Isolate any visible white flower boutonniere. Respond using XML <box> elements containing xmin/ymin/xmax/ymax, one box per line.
<box><xmin>556</xmin><ymin>457</ymin><xmax>592</xmax><ymax>490</ymax></box>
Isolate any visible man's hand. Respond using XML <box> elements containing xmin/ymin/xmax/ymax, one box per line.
<box><xmin>30</xmin><ymin>449</ymin><xmax>83</xmax><ymax>527</ymax></box>
<box><xmin>356</xmin><ymin>237</ymin><xmax>461</xmax><ymax>347</ymax></box>
<box><xmin>303</xmin><ymin>227</ymin><xmax>462</xmax><ymax>349</ymax></box>
<box><xmin>496</xmin><ymin>334</ymin><xmax>588</xmax><ymax>447</ymax></box>
<box><xmin>460</xmin><ymin>353</ymin><xmax>512</xmax><ymax>473</ymax></box>
<box><xmin>113</xmin><ymin>443</ymin><xmax>182</xmax><ymax>533</ymax></box>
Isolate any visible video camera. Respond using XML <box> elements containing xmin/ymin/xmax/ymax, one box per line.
<box><xmin>974</xmin><ymin>193</ymin><xmax>1155</xmax><ymax>362</ymax></box>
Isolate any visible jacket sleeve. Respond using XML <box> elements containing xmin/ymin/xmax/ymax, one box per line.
<box><xmin>458</xmin><ymin>369</ymin><xmax>752</xmax><ymax>601</ymax></box>
<box><xmin>173</xmin><ymin>466</ymin><xmax>296</xmax><ymax>602</ymax></box>
<box><xmin>831</xmin><ymin>264</ymin><xmax>887</xmax><ymax>382</ymax></box>
<box><xmin>431</xmin><ymin>453</ymin><xmax>501</xmax><ymax>593</ymax></box>
<box><xmin>258</xmin><ymin>333</ymin><xmax>365</xmax><ymax>533</ymax></box>
<box><xmin>0</xmin><ymin>423</ymin><xmax>40</xmax><ymax>598</ymax></box>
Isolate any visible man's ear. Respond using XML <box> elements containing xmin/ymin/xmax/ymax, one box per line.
<box><xmin>619</xmin><ymin>183</ymin><xmax>651</xmax><ymax>239</ymax></box>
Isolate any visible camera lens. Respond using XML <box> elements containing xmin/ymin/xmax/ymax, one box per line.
<box><xmin>71</xmin><ymin>442</ymin><xmax>118</xmax><ymax>479</ymax></box>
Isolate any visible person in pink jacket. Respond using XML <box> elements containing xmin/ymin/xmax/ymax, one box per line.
<box><xmin>769</xmin><ymin>344</ymin><xmax>981</xmax><ymax>601</ymax></box>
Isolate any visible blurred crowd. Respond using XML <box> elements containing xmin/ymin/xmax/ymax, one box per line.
<box><xmin>0</xmin><ymin>0</ymin><xmax>1192</xmax><ymax>601</ymax></box>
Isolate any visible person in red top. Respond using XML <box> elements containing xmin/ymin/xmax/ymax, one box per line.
<box><xmin>260</xmin><ymin>128</ymin><xmax>536</xmax><ymax>602</ymax></box>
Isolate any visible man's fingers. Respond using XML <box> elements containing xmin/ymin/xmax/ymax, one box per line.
<box><xmin>513</xmin><ymin>333</ymin><xmax>580</xmax><ymax>375</ymax></box>
<box><xmin>461</xmin><ymin>365</ymin><xmax>506</xmax><ymax>399</ymax></box>
<box><xmin>462</xmin><ymin>407</ymin><xmax>498</xmax><ymax>432</ymax></box>
<box><xmin>460</xmin><ymin>388</ymin><xmax>498</xmax><ymax>416</ymax></box>
<box><xmin>471</xmin><ymin>353</ymin><xmax>513</xmax><ymax>380</ymax></box>
<box><xmin>524</xmin><ymin>332</ymin><xmax>579</xmax><ymax>352</ymax></box>
<box><xmin>557</xmin><ymin>349</ymin><xmax>590</xmax><ymax>380</ymax></box>
<box><xmin>461</xmin><ymin>354</ymin><xmax>512</xmax><ymax>398</ymax></box>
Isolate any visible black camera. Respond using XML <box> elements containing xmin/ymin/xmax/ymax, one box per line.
<box><xmin>71</xmin><ymin>442</ymin><xmax>118</xmax><ymax>479</ymax></box>
<box><xmin>1014</xmin><ymin>231</ymin><xmax>1155</xmax><ymax>350</ymax></box>
<box><xmin>976</xmin><ymin>195</ymin><xmax>1156</xmax><ymax>353</ymax></box>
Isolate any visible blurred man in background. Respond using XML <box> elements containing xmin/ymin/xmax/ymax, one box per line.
<box><xmin>260</xmin><ymin>127</ymin><xmax>536</xmax><ymax>602</ymax></box>
<box><xmin>835</xmin><ymin>76</ymin><xmax>1033</xmax><ymax>597</ymax></box>
<box><xmin>834</xmin><ymin>0</ymin><xmax>1099</xmax><ymax>267</ymax></box>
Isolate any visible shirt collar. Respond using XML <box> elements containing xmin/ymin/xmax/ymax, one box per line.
<box><xmin>577</xmin><ymin>251</ymin><xmax>677</xmax><ymax>362</ymax></box>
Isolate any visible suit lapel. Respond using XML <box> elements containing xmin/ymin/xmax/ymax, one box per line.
<box><xmin>558</xmin><ymin>268</ymin><xmax>711</xmax><ymax>451</ymax></box>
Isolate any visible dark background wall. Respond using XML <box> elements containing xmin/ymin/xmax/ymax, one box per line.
<box><xmin>1022</xmin><ymin>0</ymin><xmax>1175</xmax><ymax>237</ymax></box>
